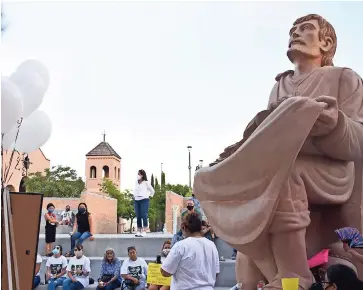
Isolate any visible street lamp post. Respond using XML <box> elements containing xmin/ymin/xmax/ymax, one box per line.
<box><xmin>187</xmin><ymin>146</ymin><xmax>192</xmax><ymax>188</ymax></box>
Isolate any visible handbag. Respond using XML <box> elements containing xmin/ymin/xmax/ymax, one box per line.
<box><xmin>101</xmin><ymin>274</ymin><xmax>113</xmax><ymax>283</ymax></box>
<box><xmin>308</xmin><ymin>249</ymin><xmax>330</xmax><ymax>269</ymax></box>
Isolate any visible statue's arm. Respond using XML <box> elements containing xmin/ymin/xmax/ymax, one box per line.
<box><xmin>313</xmin><ymin>69</ymin><xmax>363</xmax><ymax>161</ymax></box>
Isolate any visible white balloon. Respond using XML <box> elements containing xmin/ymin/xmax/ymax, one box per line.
<box><xmin>10</xmin><ymin>70</ymin><xmax>46</xmax><ymax>118</ymax></box>
<box><xmin>15</xmin><ymin>110</ymin><xmax>52</xmax><ymax>153</ymax></box>
<box><xmin>1</xmin><ymin>77</ymin><xmax>23</xmax><ymax>134</ymax></box>
<box><xmin>16</xmin><ymin>59</ymin><xmax>50</xmax><ymax>90</ymax></box>
<box><xmin>2</xmin><ymin>125</ymin><xmax>18</xmax><ymax>151</ymax></box>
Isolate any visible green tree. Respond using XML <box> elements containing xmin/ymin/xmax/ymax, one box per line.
<box><xmin>165</xmin><ymin>183</ymin><xmax>190</xmax><ymax>197</ymax></box>
<box><xmin>100</xmin><ymin>179</ymin><xmax>136</xmax><ymax>233</ymax></box>
<box><xmin>151</xmin><ymin>174</ymin><xmax>155</xmax><ymax>188</ymax></box>
<box><xmin>161</xmin><ymin>171</ymin><xmax>166</xmax><ymax>186</ymax></box>
<box><xmin>24</xmin><ymin>165</ymin><xmax>85</xmax><ymax>197</ymax></box>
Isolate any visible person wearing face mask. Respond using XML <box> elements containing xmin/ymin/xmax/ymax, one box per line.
<box><xmin>310</xmin><ymin>264</ymin><xmax>363</xmax><ymax>290</ymax></box>
<box><xmin>171</xmin><ymin>199</ymin><xmax>203</xmax><ymax>247</ymax></box>
<box><xmin>148</xmin><ymin>240</ymin><xmax>172</xmax><ymax>290</ymax></box>
<box><xmin>45</xmin><ymin>203</ymin><xmax>59</xmax><ymax>257</ymax></box>
<box><xmin>46</xmin><ymin>245</ymin><xmax>68</xmax><ymax>290</ymax></box>
<box><xmin>161</xmin><ymin>213</ymin><xmax>220</xmax><ymax>290</ymax></box>
<box><xmin>65</xmin><ymin>203</ymin><xmax>94</xmax><ymax>257</ymax></box>
<box><xmin>133</xmin><ymin>169</ymin><xmax>155</xmax><ymax>237</ymax></box>
<box><xmin>63</xmin><ymin>244</ymin><xmax>91</xmax><ymax>290</ymax></box>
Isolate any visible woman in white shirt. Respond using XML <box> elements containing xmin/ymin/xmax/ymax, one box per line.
<box><xmin>133</xmin><ymin>169</ymin><xmax>154</xmax><ymax>237</ymax></box>
<box><xmin>161</xmin><ymin>213</ymin><xmax>220</xmax><ymax>290</ymax></box>
<box><xmin>63</xmin><ymin>244</ymin><xmax>91</xmax><ymax>290</ymax></box>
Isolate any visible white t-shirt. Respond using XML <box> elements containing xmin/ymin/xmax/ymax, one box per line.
<box><xmin>36</xmin><ymin>254</ymin><xmax>42</xmax><ymax>276</ymax></box>
<box><xmin>60</xmin><ymin>210</ymin><xmax>72</xmax><ymax>220</ymax></box>
<box><xmin>121</xmin><ymin>257</ymin><xmax>148</xmax><ymax>278</ymax></box>
<box><xmin>46</xmin><ymin>255</ymin><xmax>68</xmax><ymax>278</ymax></box>
<box><xmin>133</xmin><ymin>181</ymin><xmax>155</xmax><ymax>200</ymax></box>
<box><xmin>66</xmin><ymin>256</ymin><xmax>91</xmax><ymax>287</ymax></box>
<box><xmin>161</xmin><ymin>237</ymin><xmax>220</xmax><ymax>290</ymax></box>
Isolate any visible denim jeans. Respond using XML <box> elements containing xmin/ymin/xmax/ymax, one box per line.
<box><xmin>134</xmin><ymin>199</ymin><xmax>149</xmax><ymax>228</ymax></box>
<box><xmin>47</xmin><ymin>277</ymin><xmax>66</xmax><ymax>290</ymax></box>
<box><xmin>70</xmin><ymin>231</ymin><xmax>92</xmax><ymax>254</ymax></box>
<box><xmin>96</xmin><ymin>279</ymin><xmax>121</xmax><ymax>290</ymax></box>
<box><xmin>33</xmin><ymin>275</ymin><xmax>41</xmax><ymax>289</ymax></box>
<box><xmin>62</xmin><ymin>279</ymin><xmax>84</xmax><ymax>290</ymax></box>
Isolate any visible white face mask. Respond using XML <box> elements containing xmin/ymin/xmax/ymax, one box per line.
<box><xmin>162</xmin><ymin>249</ymin><xmax>170</xmax><ymax>256</ymax></box>
<box><xmin>137</xmin><ymin>175</ymin><xmax>142</xmax><ymax>180</ymax></box>
<box><xmin>75</xmin><ymin>250</ymin><xmax>83</xmax><ymax>258</ymax></box>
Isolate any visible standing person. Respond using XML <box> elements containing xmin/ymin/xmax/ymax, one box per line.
<box><xmin>120</xmin><ymin>246</ymin><xmax>148</xmax><ymax>290</ymax></box>
<box><xmin>45</xmin><ymin>203</ymin><xmax>59</xmax><ymax>257</ymax></box>
<box><xmin>63</xmin><ymin>244</ymin><xmax>91</xmax><ymax>290</ymax></box>
<box><xmin>96</xmin><ymin>248</ymin><xmax>122</xmax><ymax>290</ymax></box>
<box><xmin>161</xmin><ymin>213</ymin><xmax>220</xmax><ymax>289</ymax></box>
<box><xmin>33</xmin><ymin>253</ymin><xmax>42</xmax><ymax>289</ymax></box>
<box><xmin>65</xmin><ymin>203</ymin><xmax>94</xmax><ymax>257</ymax></box>
<box><xmin>46</xmin><ymin>245</ymin><xmax>68</xmax><ymax>290</ymax></box>
<box><xmin>133</xmin><ymin>169</ymin><xmax>154</xmax><ymax>237</ymax></box>
<box><xmin>148</xmin><ymin>240</ymin><xmax>172</xmax><ymax>290</ymax></box>
<box><xmin>171</xmin><ymin>199</ymin><xmax>203</xmax><ymax>247</ymax></box>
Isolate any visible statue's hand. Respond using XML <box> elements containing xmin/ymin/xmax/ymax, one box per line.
<box><xmin>311</xmin><ymin>95</ymin><xmax>339</xmax><ymax>137</ymax></box>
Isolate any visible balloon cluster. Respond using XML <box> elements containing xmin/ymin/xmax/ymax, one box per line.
<box><xmin>1</xmin><ymin>59</ymin><xmax>52</xmax><ymax>154</ymax></box>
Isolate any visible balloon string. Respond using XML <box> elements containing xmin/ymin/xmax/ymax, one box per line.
<box><xmin>3</xmin><ymin>118</ymin><xmax>23</xmax><ymax>186</ymax></box>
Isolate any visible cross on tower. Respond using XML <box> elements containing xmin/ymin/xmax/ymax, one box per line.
<box><xmin>102</xmin><ymin>130</ymin><xmax>106</xmax><ymax>142</ymax></box>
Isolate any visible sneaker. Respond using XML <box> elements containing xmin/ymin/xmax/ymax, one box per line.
<box><xmin>219</xmin><ymin>256</ymin><xmax>226</xmax><ymax>261</ymax></box>
<box><xmin>231</xmin><ymin>252</ymin><xmax>236</xmax><ymax>260</ymax></box>
<box><xmin>135</xmin><ymin>231</ymin><xmax>142</xmax><ymax>237</ymax></box>
<box><xmin>140</xmin><ymin>231</ymin><xmax>146</xmax><ymax>237</ymax></box>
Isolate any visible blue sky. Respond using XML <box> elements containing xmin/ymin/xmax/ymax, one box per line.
<box><xmin>2</xmin><ymin>1</ymin><xmax>363</xmax><ymax>190</ymax></box>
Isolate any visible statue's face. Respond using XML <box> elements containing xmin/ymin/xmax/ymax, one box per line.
<box><xmin>287</xmin><ymin>19</ymin><xmax>331</xmax><ymax>63</ymax></box>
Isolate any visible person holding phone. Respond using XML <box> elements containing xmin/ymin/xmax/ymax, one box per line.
<box><xmin>96</xmin><ymin>248</ymin><xmax>122</xmax><ymax>290</ymax></box>
<box><xmin>148</xmin><ymin>240</ymin><xmax>171</xmax><ymax>290</ymax></box>
<box><xmin>46</xmin><ymin>245</ymin><xmax>68</xmax><ymax>290</ymax></box>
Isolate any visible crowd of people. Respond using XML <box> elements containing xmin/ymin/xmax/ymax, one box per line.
<box><xmin>35</xmin><ymin>212</ymin><xmax>221</xmax><ymax>290</ymax></box>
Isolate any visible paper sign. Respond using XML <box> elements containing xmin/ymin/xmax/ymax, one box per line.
<box><xmin>282</xmin><ymin>278</ymin><xmax>299</xmax><ymax>290</ymax></box>
<box><xmin>147</xmin><ymin>263</ymin><xmax>171</xmax><ymax>286</ymax></box>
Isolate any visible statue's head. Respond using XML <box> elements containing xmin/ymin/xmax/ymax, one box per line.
<box><xmin>287</xmin><ymin>14</ymin><xmax>337</xmax><ymax>66</ymax></box>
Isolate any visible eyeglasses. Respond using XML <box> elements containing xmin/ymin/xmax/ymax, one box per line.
<box><xmin>74</xmin><ymin>249</ymin><xmax>81</xmax><ymax>252</ymax></box>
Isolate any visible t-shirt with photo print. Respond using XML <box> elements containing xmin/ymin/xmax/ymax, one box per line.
<box><xmin>46</xmin><ymin>255</ymin><xmax>68</xmax><ymax>278</ymax></box>
<box><xmin>66</xmin><ymin>256</ymin><xmax>91</xmax><ymax>287</ymax></box>
<box><xmin>120</xmin><ymin>257</ymin><xmax>148</xmax><ymax>278</ymax></box>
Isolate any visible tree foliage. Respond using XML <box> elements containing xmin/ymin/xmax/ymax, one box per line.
<box><xmin>151</xmin><ymin>174</ymin><xmax>155</xmax><ymax>188</ymax></box>
<box><xmin>24</xmin><ymin>165</ymin><xmax>85</xmax><ymax>197</ymax></box>
<box><xmin>100</xmin><ymin>179</ymin><xmax>136</xmax><ymax>232</ymax></box>
<box><xmin>165</xmin><ymin>183</ymin><xmax>190</xmax><ymax>197</ymax></box>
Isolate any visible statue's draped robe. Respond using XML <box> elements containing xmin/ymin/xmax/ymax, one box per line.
<box><xmin>193</xmin><ymin>67</ymin><xmax>363</xmax><ymax>248</ymax></box>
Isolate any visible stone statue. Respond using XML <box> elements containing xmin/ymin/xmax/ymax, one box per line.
<box><xmin>193</xmin><ymin>14</ymin><xmax>363</xmax><ymax>290</ymax></box>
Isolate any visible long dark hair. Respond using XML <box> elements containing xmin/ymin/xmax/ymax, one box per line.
<box><xmin>327</xmin><ymin>264</ymin><xmax>363</xmax><ymax>290</ymax></box>
<box><xmin>138</xmin><ymin>169</ymin><xmax>148</xmax><ymax>181</ymax></box>
<box><xmin>76</xmin><ymin>203</ymin><xmax>89</xmax><ymax>216</ymax></box>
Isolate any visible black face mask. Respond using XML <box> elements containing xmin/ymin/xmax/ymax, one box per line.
<box><xmin>66</xmin><ymin>208</ymin><xmax>70</xmax><ymax>211</ymax></box>
<box><xmin>187</xmin><ymin>205</ymin><xmax>194</xmax><ymax>211</ymax></box>
<box><xmin>78</xmin><ymin>208</ymin><xmax>86</xmax><ymax>214</ymax></box>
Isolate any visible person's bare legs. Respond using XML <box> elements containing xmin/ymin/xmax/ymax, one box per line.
<box><xmin>160</xmin><ymin>286</ymin><xmax>170</xmax><ymax>290</ymax></box>
<box><xmin>147</xmin><ymin>285</ymin><xmax>159</xmax><ymax>290</ymax></box>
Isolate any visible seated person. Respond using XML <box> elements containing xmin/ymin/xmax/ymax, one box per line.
<box><xmin>96</xmin><ymin>248</ymin><xmax>122</xmax><ymax>290</ymax></box>
<box><xmin>46</xmin><ymin>245</ymin><xmax>68</xmax><ymax>289</ymax></box>
<box><xmin>121</xmin><ymin>246</ymin><xmax>148</xmax><ymax>290</ymax></box>
<box><xmin>33</xmin><ymin>253</ymin><xmax>42</xmax><ymax>289</ymax></box>
<box><xmin>63</xmin><ymin>244</ymin><xmax>91</xmax><ymax>290</ymax></box>
<box><xmin>171</xmin><ymin>199</ymin><xmax>202</xmax><ymax>247</ymax></box>
<box><xmin>148</xmin><ymin>240</ymin><xmax>171</xmax><ymax>290</ymax></box>
<box><xmin>60</xmin><ymin>205</ymin><xmax>74</xmax><ymax>226</ymax></box>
